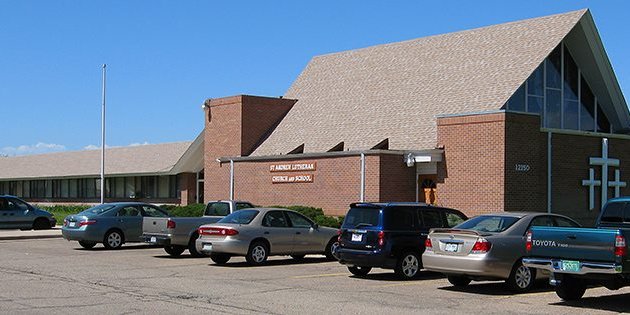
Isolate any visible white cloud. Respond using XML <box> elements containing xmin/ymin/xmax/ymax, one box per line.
<box><xmin>83</xmin><ymin>142</ymin><xmax>149</xmax><ymax>150</ymax></box>
<box><xmin>1</xmin><ymin>142</ymin><xmax>66</xmax><ymax>156</ymax></box>
<box><xmin>83</xmin><ymin>144</ymin><xmax>100</xmax><ymax>150</ymax></box>
<box><xmin>129</xmin><ymin>141</ymin><xmax>150</xmax><ymax>147</ymax></box>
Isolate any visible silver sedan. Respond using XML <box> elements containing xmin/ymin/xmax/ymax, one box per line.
<box><xmin>196</xmin><ymin>208</ymin><xmax>339</xmax><ymax>265</ymax></box>
<box><xmin>422</xmin><ymin>212</ymin><xmax>580</xmax><ymax>292</ymax></box>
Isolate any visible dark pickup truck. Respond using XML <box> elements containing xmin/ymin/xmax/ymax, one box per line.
<box><xmin>523</xmin><ymin>197</ymin><xmax>630</xmax><ymax>300</ymax></box>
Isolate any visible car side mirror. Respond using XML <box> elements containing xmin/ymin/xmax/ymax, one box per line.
<box><xmin>312</xmin><ymin>224</ymin><xmax>319</xmax><ymax>230</ymax></box>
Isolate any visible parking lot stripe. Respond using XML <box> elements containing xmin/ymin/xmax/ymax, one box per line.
<box><xmin>291</xmin><ymin>272</ymin><xmax>348</xmax><ymax>279</ymax></box>
<box><xmin>372</xmin><ymin>281</ymin><xmax>435</xmax><ymax>288</ymax></box>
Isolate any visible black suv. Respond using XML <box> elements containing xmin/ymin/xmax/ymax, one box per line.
<box><xmin>336</xmin><ymin>202</ymin><xmax>467</xmax><ymax>279</ymax></box>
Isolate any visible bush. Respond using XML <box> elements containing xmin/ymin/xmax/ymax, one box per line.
<box><xmin>37</xmin><ymin>205</ymin><xmax>91</xmax><ymax>225</ymax></box>
<box><xmin>159</xmin><ymin>203</ymin><xmax>205</xmax><ymax>217</ymax></box>
<box><xmin>270</xmin><ymin>205</ymin><xmax>344</xmax><ymax>228</ymax></box>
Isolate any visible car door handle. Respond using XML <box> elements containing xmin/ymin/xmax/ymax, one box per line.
<box><xmin>264</xmin><ymin>231</ymin><xmax>270</xmax><ymax>235</ymax></box>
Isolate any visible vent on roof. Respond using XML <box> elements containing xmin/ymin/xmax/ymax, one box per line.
<box><xmin>328</xmin><ymin>142</ymin><xmax>345</xmax><ymax>152</ymax></box>
<box><xmin>371</xmin><ymin>139</ymin><xmax>389</xmax><ymax>150</ymax></box>
<box><xmin>287</xmin><ymin>144</ymin><xmax>304</xmax><ymax>155</ymax></box>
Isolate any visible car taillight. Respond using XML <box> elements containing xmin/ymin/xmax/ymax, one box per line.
<box><xmin>425</xmin><ymin>238</ymin><xmax>433</xmax><ymax>251</ymax></box>
<box><xmin>337</xmin><ymin>229</ymin><xmax>342</xmax><ymax>242</ymax></box>
<box><xmin>167</xmin><ymin>219</ymin><xmax>176</xmax><ymax>229</ymax></box>
<box><xmin>526</xmin><ymin>231</ymin><xmax>532</xmax><ymax>252</ymax></box>
<box><xmin>615</xmin><ymin>235</ymin><xmax>626</xmax><ymax>257</ymax></box>
<box><xmin>471</xmin><ymin>238</ymin><xmax>491</xmax><ymax>254</ymax></box>
<box><xmin>378</xmin><ymin>231</ymin><xmax>385</xmax><ymax>247</ymax></box>
<box><xmin>198</xmin><ymin>227</ymin><xmax>239</xmax><ymax>236</ymax></box>
<box><xmin>78</xmin><ymin>220</ymin><xmax>96</xmax><ymax>227</ymax></box>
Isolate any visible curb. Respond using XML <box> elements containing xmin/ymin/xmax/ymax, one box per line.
<box><xmin>0</xmin><ymin>228</ymin><xmax>63</xmax><ymax>241</ymax></box>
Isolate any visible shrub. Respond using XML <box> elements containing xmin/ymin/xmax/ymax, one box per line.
<box><xmin>159</xmin><ymin>203</ymin><xmax>205</xmax><ymax>217</ymax></box>
<box><xmin>37</xmin><ymin>205</ymin><xmax>91</xmax><ymax>225</ymax></box>
<box><xmin>270</xmin><ymin>205</ymin><xmax>344</xmax><ymax>228</ymax></box>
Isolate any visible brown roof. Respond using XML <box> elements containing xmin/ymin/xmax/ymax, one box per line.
<box><xmin>0</xmin><ymin>142</ymin><xmax>192</xmax><ymax>180</ymax></box>
<box><xmin>252</xmin><ymin>9</ymin><xmax>587</xmax><ymax>155</ymax></box>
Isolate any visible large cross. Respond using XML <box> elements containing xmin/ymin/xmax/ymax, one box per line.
<box><xmin>582</xmin><ymin>168</ymin><xmax>601</xmax><ymax>211</ymax></box>
<box><xmin>609</xmin><ymin>169</ymin><xmax>628</xmax><ymax>198</ymax></box>
<box><xmin>589</xmin><ymin>138</ymin><xmax>620</xmax><ymax>208</ymax></box>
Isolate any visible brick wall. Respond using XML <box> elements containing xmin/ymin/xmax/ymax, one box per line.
<box><xmin>379</xmin><ymin>154</ymin><xmax>416</xmax><ymax>202</ymax></box>
<box><xmin>436</xmin><ymin>113</ymin><xmax>506</xmax><ymax>217</ymax></box>
<box><xmin>178</xmin><ymin>172</ymin><xmax>197</xmax><ymax>205</ymax></box>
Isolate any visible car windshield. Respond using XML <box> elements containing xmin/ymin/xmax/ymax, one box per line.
<box><xmin>342</xmin><ymin>207</ymin><xmax>381</xmax><ymax>229</ymax></box>
<box><xmin>455</xmin><ymin>215</ymin><xmax>521</xmax><ymax>233</ymax></box>
<box><xmin>79</xmin><ymin>204</ymin><xmax>117</xmax><ymax>216</ymax></box>
<box><xmin>217</xmin><ymin>210</ymin><xmax>259</xmax><ymax>224</ymax></box>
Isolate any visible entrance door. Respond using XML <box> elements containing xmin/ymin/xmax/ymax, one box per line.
<box><xmin>418</xmin><ymin>176</ymin><xmax>438</xmax><ymax>205</ymax></box>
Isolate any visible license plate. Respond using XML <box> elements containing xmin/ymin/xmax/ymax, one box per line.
<box><xmin>203</xmin><ymin>244</ymin><xmax>213</xmax><ymax>251</ymax></box>
<box><xmin>444</xmin><ymin>243</ymin><xmax>458</xmax><ymax>252</ymax></box>
<box><xmin>68</xmin><ymin>222</ymin><xmax>76</xmax><ymax>227</ymax></box>
<box><xmin>561</xmin><ymin>260</ymin><xmax>581</xmax><ymax>272</ymax></box>
<box><xmin>351</xmin><ymin>234</ymin><xmax>363</xmax><ymax>242</ymax></box>
<box><xmin>150</xmin><ymin>237</ymin><xmax>157</xmax><ymax>243</ymax></box>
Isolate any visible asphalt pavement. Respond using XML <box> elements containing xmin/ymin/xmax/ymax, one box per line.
<box><xmin>0</xmin><ymin>227</ymin><xmax>61</xmax><ymax>241</ymax></box>
<box><xmin>0</xmin><ymin>238</ymin><xmax>629</xmax><ymax>314</ymax></box>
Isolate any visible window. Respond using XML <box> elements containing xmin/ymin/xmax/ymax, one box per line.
<box><xmin>236</xmin><ymin>203</ymin><xmax>254</xmax><ymax>210</ymax></box>
<box><xmin>445</xmin><ymin>211</ymin><xmax>466</xmax><ymax>228</ymax></box>
<box><xmin>384</xmin><ymin>207</ymin><xmax>415</xmax><ymax>230</ymax></box>
<box><xmin>456</xmin><ymin>215</ymin><xmax>520</xmax><ymax>233</ymax></box>
<box><xmin>601</xmin><ymin>202</ymin><xmax>626</xmax><ymax>223</ymax></box>
<box><xmin>262</xmin><ymin>211</ymin><xmax>288</xmax><ymax>227</ymax></box>
<box><xmin>530</xmin><ymin>216</ymin><xmax>555</xmax><ymax>227</ymax></box>
<box><xmin>342</xmin><ymin>207</ymin><xmax>381</xmax><ymax>229</ymax></box>
<box><xmin>554</xmin><ymin>217</ymin><xmax>580</xmax><ymax>227</ymax></box>
<box><xmin>142</xmin><ymin>206</ymin><xmax>168</xmax><ymax>217</ymax></box>
<box><xmin>117</xmin><ymin>206</ymin><xmax>140</xmax><ymax>217</ymax></box>
<box><xmin>420</xmin><ymin>209</ymin><xmax>443</xmax><ymax>229</ymax></box>
<box><xmin>205</xmin><ymin>202</ymin><xmax>230</xmax><ymax>216</ymax></box>
<box><xmin>580</xmin><ymin>76</ymin><xmax>596</xmax><ymax>132</ymax></box>
<box><xmin>218</xmin><ymin>210</ymin><xmax>259</xmax><ymax>225</ymax></box>
<box><xmin>286</xmin><ymin>211</ymin><xmax>313</xmax><ymax>228</ymax></box>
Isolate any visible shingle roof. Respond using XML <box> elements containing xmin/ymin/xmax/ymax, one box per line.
<box><xmin>252</xmin><ymin>9</ymin><xmax>588</xmax><ymax>156</ymax></box>
<box><xmin>0</xmin><ymin>142</ymin><xmax>192</xmax><ymax>180</ymax></box>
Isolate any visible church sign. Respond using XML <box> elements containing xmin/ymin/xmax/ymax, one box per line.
<box><xmin>582</xmin><ymin>138</ymin><xmax>627</xmax><ymax>210</ymax></box>
<box><xmin>270</xmin><ymin>162</ymin><xmax>317</xmax><ymax>172</ymax></box>
<box><xmin>272</xmin><ymin>174</ymin><xmax>314</xmax><ymax>184</ymax></box>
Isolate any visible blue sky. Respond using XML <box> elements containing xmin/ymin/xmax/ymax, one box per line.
<box><xmin>1</xmin><ymin>1</ymin><xmax>628</xmax><ymax>156</ymax></box>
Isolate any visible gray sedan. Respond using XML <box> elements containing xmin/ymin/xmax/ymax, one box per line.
<box><xmin>422</xmin><ymin>212</ymin><xmax>580</xmax><ymax>292</ymax></box>
<box><xmin>0</xmin><ymin>195</ymin><xmax>56</xmax><ymax>230</ymax></box>
<box><xmin>196</xmin><ymin>208</ymin><xmax>339</xmax><ymax>265</ymax></box>
<box><xmin>62</xmin><ymin>202</ymin><xmax>169</xmax><ymax>249</ymax></box>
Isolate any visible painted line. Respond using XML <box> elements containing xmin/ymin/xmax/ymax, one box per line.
<box><xmin>291</xmin><ymin>273</ymin><xmax>348</xmax><ymax>279</ymax></box>
<box><xmin>490</xmin><ymin>291</ymin><xmax>555</xmax><ymax>300</ymax></box>
<box><xmin>372</xmin><ymin>281</ymin><xmax>431</xmax><ymax>288</ymax></box>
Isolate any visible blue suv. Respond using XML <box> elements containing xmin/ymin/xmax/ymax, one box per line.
<box><xmin>0</xmin><ymin>195</ymin><xmax>56</xmax><ymax>230</ymax></box>
<box><xmin>336</xmin><ymin>202</ymin><xmax>467</xmax><ymax>279</ymax></box>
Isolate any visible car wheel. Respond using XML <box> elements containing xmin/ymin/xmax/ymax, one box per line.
<box><xmin>103</xmin><ymin>230</ymin><xmax>124</xmax><ymax>250</ymax></box>
<box><xmin>78</xmin><ymin>241</ymin><xmax>97</xmax><ymax>249</ymax></box>
<box><xmin>210</xmin><ymin>253</ymin><xmax>231</xmax><ymax>265</ymax></box>
<box><xmin>164</xmin><ymin>245</ymin><xmax>186</xmax><ymax>257</ymax></box>
<box><xmin>556</xmin><ymin>276</ymin><xmax>586</xmax><ymax>301</ymax></box>
<box><xmin>347</xmin><ymin>266</ymin><xmax>371</xmax><ymax>277</ymax></box>
<box><xmin>246</xmin><ymin>241</ymin><xmax>269</xmax><ymax>265</ymax></box>
<box><xmin>325</xmin><ymin>238</ymin><xmax>339</xmax><ymax>261</ymax></box>
<box><xmin>506</xmin><ymin>260</ymin><xmax>536</xmax><ymax>292</ymax></box>
<box><xmin>395</xmin><ymin>251</ymin><xmax>421</xmax><ymax>280</ymax></box>
<box><xmin>188</xmin><ymin>233</ymin><xmax>206</xmax><ymax>258</ymax></box>
<box><xmin>33</xmin><ymin>218</ymin><xmax>50</xmax><ymax>230</ymax></box>
<box><xmin>291</xmin><ymin>254</ymin><xmax>305</xmax><ymax>260</ymax></box>
<box><xmin>447</xmin><ymin>275</ymin><xmax>471</xmax><ymax>287</ymax></box>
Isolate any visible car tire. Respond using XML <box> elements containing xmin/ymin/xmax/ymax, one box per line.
<box><xmin>33</xmin><ymin>218</ymin><xmax>50</xmax><ymax>230</ymax></box>
<box><xmin>324</xmin><ymin>238</ymin><xmax>339</xmax><ymax>261</ymax></box>
<box><xmin>291</xmin><ymin>254</ymin><xmax>306</xmax><ymax>260</ymax></box>
<box><xmin>210</xmin><ymin>253</ymin><xmax>231</xmax><ymax>265</ymax></box>
<box><xmin>506</xmin><ymin>260</ymin><xmax>536</xmax><ymax>292</ymax></box>
<box><xmin>447</xmin><ymin>275</ymin><xmax>471</xmax><ymax>287</ymax></box>
<box><xmin>394</xmin><ymin>251</ymin><xmax>421</xmax><ymax>280</ymax></box>
<box><xmin>78</xmin><ymin>241</ymin><xmax>97</xmax><ymax>249</ymax></box>
<box><xmin>555</xmin><ymin>276</ymin><xmax>586</xmax><ymax>301</ymax></box>
<box><xmin>188</xmin><ymin>233</ymin><xmax>206</xmax><ymax>258</ymax></box>
<box><xmin>103</xmin><ymin>230</ymin><xmax>124</xmax><ymax>250</ymax></box>
<box><xmin>246</xmin><ymin>241</ymin><xmax>269</xmax><ymax>265</ymax></box>
<box><xmin>347</xmin><ymin>266</ymin><xmax>371</xmax><ymax>277</ymax></box>
<box><xmin>164</xmin><ymin>245</ymin><xmax>186</xmax><ymax>257</ymax></box>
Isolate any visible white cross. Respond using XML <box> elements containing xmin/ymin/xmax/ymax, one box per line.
<box><xmin>582</xmin><ymin>168</ymin><xmax>601</xmax><ymax>211</ymax></box>
<box><xmin>589</xmin><ymin>138</ymin><xmax>620</xmax><ymax>208</ymax></box>
<box><xmin>608</xmin><ymin>169</ymin><xmax>627</xmax><ymax>198</ymax></box>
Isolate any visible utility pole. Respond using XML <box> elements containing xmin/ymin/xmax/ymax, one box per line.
<box><xmin>100</xmin><ymin>64</ymin><xmax>107</xmax><ymax>204</ymax></box>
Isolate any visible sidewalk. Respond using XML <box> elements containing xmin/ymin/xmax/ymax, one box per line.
<box><xmin>0</xmin><ymin>227</ymin><xmax>63</xmax><ymax>241</ymax></box>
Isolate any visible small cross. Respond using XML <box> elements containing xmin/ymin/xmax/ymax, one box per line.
<box><xmin>608</xmin><ymin>169</ymin><xmax>627</xmax><ymax>198</ymax></box>
<box><xmin>582</xmin><ymin>168</ymin><xmax>601</xmax><ymax>211</ymax></box>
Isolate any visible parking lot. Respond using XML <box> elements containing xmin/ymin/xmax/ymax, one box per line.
<box><xmin>1</xmin><ymin>238</ymin><xmax>629</xmax><ymax>314</ymax></box>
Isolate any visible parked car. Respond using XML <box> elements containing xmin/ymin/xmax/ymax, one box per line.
<box><xmin>0</xmin><ymin>195</ymin><xmax>56</xmax><ymax>230</ymax></box>
<box><xmin>143</xmin><ymin>200</ymin><xmax>254</xmax><ymax>257</ymax></box>
<box><xmin>423</xmin><ymin>212</ymin><xmax>581</xmax><ymax>292</ymax></box>
<box><xmin>336</xmin><ymin>202</ymin><xmax>468</xmax><ymax>279</ymax></box>
<box><xmin>61</xmin><ymin>202</ymin><xmax>169</xmax><ymax>249</ymax></box>
<box><xmin>196</xmin><ymin>208</ymin><xmax>338</xmax><ymax>265</ymax></box>
<box><xmin>523</xmin><ymin>197</ymin><xmax>630</xmax><ymax>300</ymax></box>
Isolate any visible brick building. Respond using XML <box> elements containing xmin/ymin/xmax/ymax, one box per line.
<box><xmin>1</xmin><ymin>9</ymin><xmax>628</xmax><ymax>225</ymax></box>
<box><xmin>202</xmin><ymin>9</ymin><xmax>630</xmax><ymax>225</ymax></box>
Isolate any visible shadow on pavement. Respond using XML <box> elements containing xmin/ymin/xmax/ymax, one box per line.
<box><xmin>438</xmin><ymin>280</ymin><xmax>554</xmax><ymax>296</ymax></box>
<box><xmin>210</xmin><ymin>257</ymin><xmax>332</xmax><ymax>267</ymax></box>
<box><xmin>75</xmin><ymin>244</ymin><xmax>160</xmax><ymax>251</ymax></box>
<box><xmin>551</xmin><ymin>292</ymin><xmax>630</xmax><ymax>313</ymax></box>
<box><xmin>349</xmin><ymin>270</ymin><xmax>445</xmax><ymax>282</ymax></box>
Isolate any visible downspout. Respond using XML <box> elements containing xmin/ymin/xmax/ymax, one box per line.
<box><xmin>195</xmin><ymin>172</ymin><xmax>200</xmax><ymax>203</ymax></box>
<box><xmin>360</xmin><ymin>153</ymin><xmax>365</xmax><ymax>202</ymax></box>
<box><xmin>229</xmin><ymin>159</ymin><xmax>234</xmax><ymax>200</ymax></box>
<box><xmin>547</xmin><ymin>131</ymin><xmax>552</xmax><ymax>214</ymax></box>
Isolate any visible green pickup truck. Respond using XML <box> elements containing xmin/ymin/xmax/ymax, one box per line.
<box><xmin>523</xmin><ymin>197</ymin><xmax>630</xmax><ymax>301</ymax></box>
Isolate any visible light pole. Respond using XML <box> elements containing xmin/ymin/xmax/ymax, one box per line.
<box><xmin>100</xmin><ymin>64</ymin><xmax>106</xmax><ymax>204</ymax></box>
